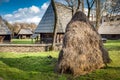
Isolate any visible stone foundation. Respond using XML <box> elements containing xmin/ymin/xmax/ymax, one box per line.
<box><xmin>0</xmin><ymin>44</ymin><xmax>62</xmax><ymax>52</ymax></box>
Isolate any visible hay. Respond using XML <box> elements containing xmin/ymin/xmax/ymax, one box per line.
<box><xmin>57</xmin><ymin>11</ymin><xmax>111</xmax><ymax>76</ymax></box>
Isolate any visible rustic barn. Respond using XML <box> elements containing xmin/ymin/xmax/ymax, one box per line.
<box><xmin>18</xmin><ymin>28</ymin><xmax>33</xmax><ymax>39</ymax></box>
<box><xmin>98</xmin><ymin>21</ymin><xmax>120</xmax><ymax>40</ymax></box>
<box><xmin>35</xmin><ymin>2</ymin><xmax>72</xmax><ymax>43</ymax></box>
<box><xmin>0</xmin><ymin>20</ymin><xmax>11</xmax><ymax>43</ymax></box>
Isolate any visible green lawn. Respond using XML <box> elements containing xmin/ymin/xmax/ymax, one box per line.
<box><xmin>0</xmin><ymin>40</ymin><xmax>120</xmax><ymax>80</ymax></box>
<box><xmin>11</xmin><ymin>39</ymin><xmax>35</xmax><ymax>44</ymax></box>
<box><xmin>104</xmin><ymin>40</ymin><xmax>120</xmax><ymax>51</ymax></box>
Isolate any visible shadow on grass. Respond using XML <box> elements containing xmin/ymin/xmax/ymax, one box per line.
<box><xmin>1</xmin><ymin>56</ymin><xmax>120</xmax><ymax>71</ymax></box>
<box><xmin>107</xmin><ymin>67</ymin><xmax>120</xmax><ymax>70</ymax></box>
<box><xmin>0</xmin><ymin>56</ymin><xmax>57</xmax><ymax>73</ymax></box>
<box><xmin>105</xmin><ymin>46</ymin><xmax>120</xmax><ymax>51</ymax></box>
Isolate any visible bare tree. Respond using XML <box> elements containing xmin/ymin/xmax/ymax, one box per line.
<box><xmin>60</xmin><ymin>0</ymin><xmax>95</xmax><ymax>18</ymax></box>
<box><xmin>76</xmin><ymin>0</ymin><xmax>81</xmax><ymax>11</ymax></box>
<box><xmin>65</xmin><ymin>0</ymin><xmax>74</xmax><ymax>15</ymax></box>
<box><xmin>96</xmin><ymin>0</ymin><xmax>120</xmax><ymax>27</ymax></box>
<box><xmin>109</xmin><ymin>0</ymin><xmax>120</xmax><ymax>15</ymax></box>
<box><xmin>96</xmin><ymin>0</ymin><xmax>101</xmax><ymax>29</ymax></box>
<box><xmin>86</xmin><ymin>0</ymin><xmax>95</xmax><ymax>19</ymax></box>
<box><xmin>65</xmin><ymin>0</ymin><xmax>81</xmax><ymax>16</ymax></box>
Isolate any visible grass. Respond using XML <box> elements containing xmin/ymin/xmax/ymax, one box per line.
<box><xmin>11</xmin><ymin>39</ymin><xmax>35</xmax><ymax>44</ymax></box>
<box><xmin>104</xmin><ymin>40</ymin><xmax>120</xmax><ymax>51</ymax></box>
<box><xmin>0</xmin><ymin>40</ymin><xmax>120</xmax><ymax>80</ymax></box>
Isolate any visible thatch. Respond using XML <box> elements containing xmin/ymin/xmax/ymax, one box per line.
<box><xmin>98</xmin><ymin>21</ymin><xmax>120</xmax><ymax>34</ymax></box>
<box><xmin>0</xmin><ymin>19</ymin><xmax>11</xmax><ymax>35</ymax></box>
<box><xmin>0</xmin><ymin>16</ymin><xmax>11</xmax><ymax>43</ymax></box>
<box><xmin>18</xmin><ymin>28</ymin><xmax>33</xmax><ymax>35</ymax></box>
<box><xmin>57</xmin><ymin>11</ymin><xmax>110</xmax><ymax>76</ymax></box>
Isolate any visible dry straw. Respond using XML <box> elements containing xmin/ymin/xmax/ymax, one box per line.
<box><xmin>57</xmin><ymin>11</ymin><xmax>111</xmax><ymax>76</ymax></box>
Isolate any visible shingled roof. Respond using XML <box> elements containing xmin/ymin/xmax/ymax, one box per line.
<box><xmin>18</xmin><ymin>28</ymin><xmax>33</xmax><ymax>35</ymax></box>
<box><xmin>98</xmin><ymin>21</ymin><xmax>120</xmax><ymax>34</ymax></box>
<box><xmin>35</xmin><ymin>2</ymin><xmax>72</xmax><ymax>33</ymax></box>
<box><xmin>0</xmin><ymin>17</ymin><xmax>11</xmax><ymax>35</ymax></box>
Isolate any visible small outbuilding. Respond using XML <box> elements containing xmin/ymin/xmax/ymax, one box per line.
<box><xmin>98</xmin><ymin>21</ymin><xmax>120</xmax><ymax>40</ymax></box>
<box><xmin>18</xmin><ymin>28</ymin><xmax>33</xmax><ymax>39</ymax></box>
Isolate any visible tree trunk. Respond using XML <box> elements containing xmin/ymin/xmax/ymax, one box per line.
<box><xmin>72</xmin><ymin>6</ymin><xmax>74</xmax><ymax>16</ymax></box>
<box><xmin>86</xmin><ymin>0</ymin><xmax>95</xmax><ymax>19</ymax></box>
<box><xmin>51</xmin><ymin>0</ymin><xmax>58</xmax><ymax>50</ymax></box>
<box><xmin>86</xmin><ymin>0</ymin><xmax>90</xmax><ymax>19</ymax></box>
<box><xmin>88</xmin><ymin>8</ymin><xmax>91</xmax><ymax>19</ymax></box>
<box><xmin>76</xmin><ymin>0</ymin><xmax>81</xmax><ymax>12</ymax></box>
<box><xmin>96</xmin><ymin>0</ymin><xmax>101</xmax><ymax>30</ymax></box>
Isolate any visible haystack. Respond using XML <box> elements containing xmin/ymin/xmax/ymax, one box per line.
<box><xmin>57</xmin><ymin>11</ymin><xmax>110</xmax><ymax>76</ymax></box>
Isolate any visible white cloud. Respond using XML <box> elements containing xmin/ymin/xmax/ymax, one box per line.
<box><xmin>26</xmin><ymin>16</ymin><xmax>41</xmax><ymax>23</ymax></box>
<box><xmin>30</xmin><ymin>6</ymin><xmax>40</xmax><ymax>13</ymax></box>
<box><xmin>3</xmin><ymin>2</ymin><xmax>49</xmax><ymax>25</ymax></box>
<box><xmin>4</xmin><ymin>14</ymin><xmax>13</xmax><ymax>17</ymax></box>
<box><xmin>41</xmin><ymin>3</ymin><xmax>49</xmax><ymax>10</ymax></box>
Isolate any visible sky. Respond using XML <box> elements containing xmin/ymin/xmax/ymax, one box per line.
<box><xmin>0</xmin><ymin>0</ymin><xmax>97</xmax><ymax>25</ymax></box>
<box><xmin>0</xmin><ymin>0</ymin><xmax>50</xmax><ymax>24</ymax></box>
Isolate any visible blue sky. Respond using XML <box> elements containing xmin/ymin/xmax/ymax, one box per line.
<box><xmin>0</xmin><ymin>0</ymin><xmax>95</xmax><ymax>24</ymax></box>
<box><xmin>0</xmin><ymin>0</ymin><xmax>48</xmax><ymax>14</ymax></box>
<box><xmin>0</xmin><ymin>0</ymin><xmax>50</xmax><ymax>24</ymax></box>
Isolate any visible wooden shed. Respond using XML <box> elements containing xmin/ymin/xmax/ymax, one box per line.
<box><xmin>18</xmin><ymin>28</ymin><xmax>33</xmax><ymax>39</ymax></box>
<box><xmin>98</xmin><ymin>21</ymin><xmax>120</xmax><ymax>40</ymax></box>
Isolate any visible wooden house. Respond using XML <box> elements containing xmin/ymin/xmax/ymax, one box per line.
<box><xmin>98</xmin><ymin>21</ymin><xmax>120</xmax><ymax>40</ymax></box>
<box><xmin>98</xmin><ymin>15</ymin><xmax>120</xmax><ymax>40</ymax></box>
<box><xmin>18</xmin><ymin>28</ymin><xmax>33</xmax><ymax>39</ymax></box>
<box><xmin>34</xmin><ymin>2</ymin><xmax>72</xmax><ymax>43</ymax></box>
